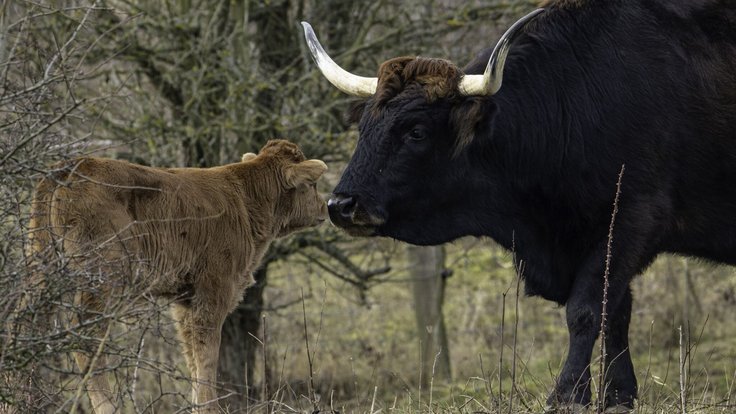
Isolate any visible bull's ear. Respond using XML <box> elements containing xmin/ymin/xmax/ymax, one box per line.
<box><xmin>346</xmin><ymin>100</ymin><xmax>367</xmax><ymax>125</ymax></box>
<box><xmin>450</xmin><ymin>98</ymin><xmax>496</xmax><ymax>157</ymax></box>
<box><xmin>242</xmin><ymin>153</ymin><xmax>257</xmax><ymax>162</ymax></box>
<box><xmin>284</xmin><ymin>159</ymin><xmax>328</xmax><ymax>188</ymax></box>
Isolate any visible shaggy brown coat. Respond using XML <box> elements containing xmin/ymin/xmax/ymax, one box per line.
<box><xmin>26</xmin><ymin>140</ymin><xmax>328</xmax><ymax>413</ymax></box>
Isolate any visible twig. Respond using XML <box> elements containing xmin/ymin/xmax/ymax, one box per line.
<box><xmin>301</xmin><ymin>289</ymin><xmax>318</xmax><ymax>413</ymax></box>
<box><xmin>429</xmin><ymin>349</ymin><xmax>441</xmax><ymax>413</ymax></box>
<box><xmin>509</xmin><ymin>260</ymin><xmax>523</xmax><ymax>414</ymax></box>
<box><xmin>262</xmin><ymin>314</ymin><xmax>270</xmax><ymax>414</ymax></box>
<box><xmin>597</xmin><ymin>164</ymin><xmax>625</xmax><ymax>413</ymax></box>
<box><xmin>479</xmin><ymin>353</ymin><xmax>494</xmax><ymax>410</ymax></box>
<box><xmin>42</xmin><ymin>1</ymin><xmax>100</xmax><ymax>82</ymax></box>
<box><xmin>679</xmin><ymin>325</ymin><xmax>687</xmax><ymax>414</ymax></box>
<box><xmin>418</xmin><ymin>338</ymin><xmax>423</xmax><ymax>412</ymax></box>
<box><xmin>299</xmin><ymin>244</ymin><xmax>390</xmax><ymax>289</ymax></box>
<box><xmin>370</xmin><ymin>385</ymin><xmax>378</xmax><ymax>414</ymax></box>
<box><xmin>500</xmin><ymin>232</ymin><xmax>518</xmax><ymax>412</ymax></box>
<box><xmin>69</xmin><ymin>312</ymin><xmax>114</xmax><ymax>414</ymax></box>
<box><xmin>499</xmin><ymin>287</ymin><xmax>507</xmax><ymax>413</ymax></box>
<box><xmin>130</xmin><ymin>333</ymin><xmax>146</xmax><ymax>413</ymax></box>
<box><xmin>0</xmin><ymin>98</ymin><xmax>85</xmax><ymax>166</ymax></box>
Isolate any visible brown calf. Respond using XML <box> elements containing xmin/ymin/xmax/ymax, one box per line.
<box><xmin>26</xmin><ymin>140</ymin><xmax>328</xmax><ymax>413</ymax></box>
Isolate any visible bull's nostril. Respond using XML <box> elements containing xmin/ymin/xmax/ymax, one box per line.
<box><xmin>328</xmin><ymin>195</ymin><xmax>357</xmax><ymax>221</ymax></box>
<box><xmin>337</xmin><ymin>196</ymin><xmax>356</xmax><ymax>217</ymax></box>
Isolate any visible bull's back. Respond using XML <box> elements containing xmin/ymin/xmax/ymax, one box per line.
<box><xmin>521</xmin><ymin>1</ymin><xmax>736</xmax><ymax>262</ymax></box>
<box><xmin>639</xmin><ymin>1</ymin><xmax>736</xmax><ymax>263</ymax></box>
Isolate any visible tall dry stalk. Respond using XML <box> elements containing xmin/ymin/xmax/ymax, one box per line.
<box><xmin>509</xmin><ymin>261</ymin><xmax>523</xmax><ymax>414</ymax></box>
<box><xmin>499</xmin><ymin>287</ymin><xmax>507</xmax><ymax>413</ymax></box>
<box><xmin>301</xmin><ymin>289</ymin><xmax>318</xmax><ymax>413</ymax></box>
<box><xmin>679</xmin><ymin>325</ymin><xmax>687</xmax><ymax>414</ymax></box>
<box><xmin>262</xmin><ymin>314</ymin><xmax>270</xmax><ymax>413</ymax></box>
<box><xmin>597</xmin><ymin>164</ymin><xmax>625</xmax><ymax>413</ymax></box>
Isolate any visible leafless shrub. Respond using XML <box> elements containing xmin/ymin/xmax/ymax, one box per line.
<box><xmin>0</xmin><ymin>3</ymin><xmax>187</xmax><ymax>412</ymax></box>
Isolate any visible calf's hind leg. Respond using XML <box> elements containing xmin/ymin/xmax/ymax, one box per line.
<box><xmin>71</xmin><ymin>291</ymin><xmax>116</xmax><ymax>414</ymax></box>
<box><xmin>172</xmin><ymin>303</ymin><xmax>198</xmax><ymax>404</ymax></box>
<box><xmin>171</xmin><ymin>303</ymin><xmax>197</xmax><ymax>374</ymax></box>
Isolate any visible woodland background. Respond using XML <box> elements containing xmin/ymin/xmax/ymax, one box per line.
<box><xmin>1</xmin><ymin>1</ymin><xmax>734</xmax><ymax>413</ymax></box>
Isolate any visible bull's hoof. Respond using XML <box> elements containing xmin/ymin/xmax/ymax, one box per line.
<box><xmin>544</xmin><ymin>403</ymin><xmax>633</xmax><ymax>414</ymax></box>
<box><xmin>604</xmin><ymin>405</ymin><xmax>633</xmax><ymax>414</ymax></box>
<box><xmin>544</xmin><ymin>403</ymin><xmax>588</xmax><ymax>413</ymax></box>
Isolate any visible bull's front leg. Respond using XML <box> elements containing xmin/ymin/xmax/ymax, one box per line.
<box><xmin>546</xmin><ymin>245</ymin><xmax>639</xmax><ymax>413</ymax></box>
<box><xmin>602</xmin><ymin>287</ymin><xmax>637</xmax><ymax>411</ymax></box>
<box><xmin>546</xmin><ymin>275</ymin><xmax>603</xmax><ymax>411</ymax></box>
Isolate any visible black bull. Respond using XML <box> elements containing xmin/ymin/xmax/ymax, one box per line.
<box><xmin>304</xmin><ymin>1</ymin><xmax>736</xmax><ymax>411</ymax></box>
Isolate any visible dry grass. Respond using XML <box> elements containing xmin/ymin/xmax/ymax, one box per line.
<box><xmin>162</xmin><ymin>239</ymin><xmax>733</xmax><ymax>414</ymax></box>
<box><xmin>3</xmin><ymin>236</ymin><xmax>734</xmax><ymax>413</ymax></box>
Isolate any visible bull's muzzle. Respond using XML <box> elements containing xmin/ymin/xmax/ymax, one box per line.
<box><xmin>327</xmin><ymin>194</ymin><xmax>384</xmax><ymax>236</ymax></box>
<box><xmin>328</xmin><ymin>195</ymin><xmax>356</xmax><ymax>222</ymax></box>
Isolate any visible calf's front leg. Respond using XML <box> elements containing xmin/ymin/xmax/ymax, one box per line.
<box><xmin>175</xmin><ymin>299</ymin><xmax>229</xmax><ymax>413</ymax></box>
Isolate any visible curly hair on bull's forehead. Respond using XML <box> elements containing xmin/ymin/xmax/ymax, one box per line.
<box><xmin>374</xmin><ymin>56</ymin><xmax>462</xmax><ymax>108</ymax></box>
<box><xmin>368</xmin><ymin>57</ymin><xmax>486</xmax><ymax>157</ymax></box>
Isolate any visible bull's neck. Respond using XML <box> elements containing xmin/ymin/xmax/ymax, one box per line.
<box><xmin>461</xmin><ymin>91</ymin><xmax>572</xmax><ymax>251</ymax></box>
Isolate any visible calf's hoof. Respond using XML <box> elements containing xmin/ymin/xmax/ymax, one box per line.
<box><xmin>604</xmin><ymin>405</ymin><xmax>633</xmax><ymax>413</ymax></box>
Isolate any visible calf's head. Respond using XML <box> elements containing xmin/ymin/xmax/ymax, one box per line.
<box><xmin>244</xmin><ymin>140</ymin><xmax>328</xmax><ymax>237</ymax></box>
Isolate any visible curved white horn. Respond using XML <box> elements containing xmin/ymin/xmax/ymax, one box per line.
<box><xmin>301</xmin><ymin>22</ymin><xmax>378</xmax><ymax>97</ymax></box>
<box><xmin>459</xmin><ymin>8</ymin><xmax>545</xmax><ymax>96</ymax></box>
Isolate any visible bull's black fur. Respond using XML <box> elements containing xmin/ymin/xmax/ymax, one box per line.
<box><xmin>328</xmin><ymin>0</ymin><xmax>736</xmax><ymax>410</ymax></box>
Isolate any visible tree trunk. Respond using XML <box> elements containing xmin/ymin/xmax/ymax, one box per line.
<box><xmin>217</xmin><ymin>265</ymin><xmax>268</xmax><ymax>410</ymax></box>
<box><xmin>408</xmin><ymin>244</ymin><xmax>451</xmax><ymax>384</ymax></box>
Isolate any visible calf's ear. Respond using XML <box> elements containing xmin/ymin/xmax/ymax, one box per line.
<box><xmin>242</xmin><ymin>153</ymin><xmax>257</xmax><ymax>162</ymax></box>
<box><xmin>284</xmin><ymin>159</ymin><xmax>328</xmax><ymax>188</ymax></box>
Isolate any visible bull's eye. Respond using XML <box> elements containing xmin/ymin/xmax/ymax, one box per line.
<box><xmin>408</xmin><ymin>126</ymin><xmax>426</xmax><ymax>141</ymax></box>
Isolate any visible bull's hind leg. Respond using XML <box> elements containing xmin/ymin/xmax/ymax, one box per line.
<box><xmin>71</xmin><ymin>291</ymin><xmax>116</xmax><ymax>414</ymax></box>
